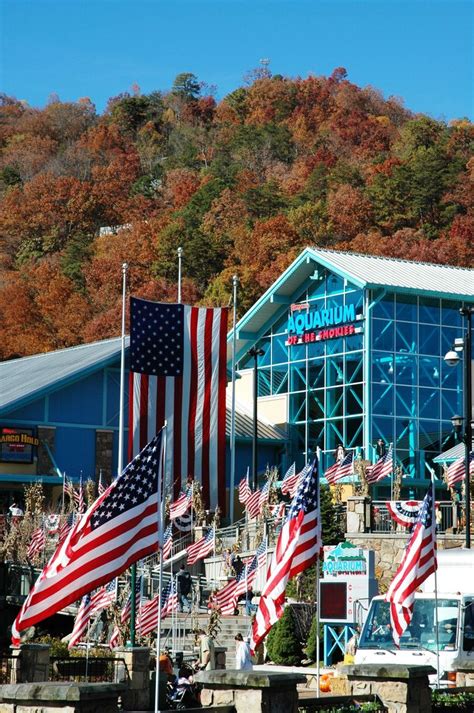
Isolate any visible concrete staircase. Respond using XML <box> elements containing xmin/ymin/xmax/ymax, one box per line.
<box><xmin>161</xmin><ymin>611</ymin><xmax>253</xmax><ymax>668</ymax></box>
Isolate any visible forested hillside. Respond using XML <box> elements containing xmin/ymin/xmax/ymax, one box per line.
<box><xmin>0</xmin><ymin>68</ymin><xmax>472</xmax><ymax>360</ymax></box>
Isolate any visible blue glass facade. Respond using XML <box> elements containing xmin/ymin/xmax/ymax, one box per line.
<box><xmin>238</xmin><ymin>265</ymin><xmax>467</xmax><ymax>497</ymax></box>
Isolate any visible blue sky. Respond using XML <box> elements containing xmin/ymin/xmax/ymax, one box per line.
<box><xmin>1</xmin><ymin>0</ymin><xmax>472</xmax><ymax>120</ymax></box>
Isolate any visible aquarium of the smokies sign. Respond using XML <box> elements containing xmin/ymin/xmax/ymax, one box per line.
<box><xmin>285</xmin><ymin>302</ymin><xmax>363</xmax><ymax>346</ymax></box>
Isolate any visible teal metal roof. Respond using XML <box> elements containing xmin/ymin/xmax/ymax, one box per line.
<box><xmin>0</xmin><ymin>337</ymin><xmax>126</xmax><ymax>414</ymax></box>
<box><xmin>433</xmin><ymin>442</ymin><xmax>473</xmax><ymax>464</ymax></box>
<box><xmin>227</xmin><ymin>247</ymin><xmax>474</xmax><ymax>363</ymax></box>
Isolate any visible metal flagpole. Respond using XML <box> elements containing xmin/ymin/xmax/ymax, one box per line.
<box><xmin>230</xmin><ymin>275</ymin><xmax>239</xmax><ymax>523</ymax></box>
<box><xmin>431</xmin><ymin>476</ymin><xmax>441</xmax><ymax>689</ymax></box>
<box><xmin>315</xmin><ymin>452</ymin><xmax>321</xmax><ymax>698</ymax></box>
<box><xmin>118</xmin><ymin>262</ymin><xmax>128</xmax><ymax>477</ymax></box>
<box><xmin>155</xmin><ymin>424</ymin><xmax>167</xmax><ymax>713</ymax></box>
<box><xmin>305</xmin><ymin>341</ymin><xmax>309</xmax><ymax>464</ymax></box>
<box><xmin>177</xmin><ymin>247</ymin><xmax>183</xmax><ymax>303</ymax></box>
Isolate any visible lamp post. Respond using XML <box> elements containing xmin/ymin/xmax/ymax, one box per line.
<box><xmin>444</xmin><ymin>306</ymin><xmax>474</xmax><ymax>549</ymax></box>
<box><xmin>248</xmin><ymin>346</ymin><xmax>264</xmax><ymax>491</ymax></box>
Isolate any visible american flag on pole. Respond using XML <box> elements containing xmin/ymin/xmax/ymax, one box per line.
<box><xmin>68</xmin><ymin>582</ymin><xmax>116</xmax><ymax>649</ymax></box>
<box><xmin>110</xmin><ymin>578</ymin><xmax>141</xmax><ymax>650</ymax></box>
<box><xmin>11</xmin><ymin>433</ymin><xmax>164</xmax><ymax>645</ymax></box>
<box><xmin>58</xmin><ymin>512</ymin><xmax>75</xmax><ymax>545</ymax></box>
<box><xmin>324</xmin><ymin>452</ymin><xmax>354</xmax><ymax>484</ymax></box>
<box><xmin>169</xmin><ymin>486</ymin><xmax>192</xmax><ymax>520</ymax></box>
<box><xmin>366</xmin><ymin>444</ymin><xmax>394</xmax><ymax>484</ymax></box>
<box><xmin>98</xmin><ymin>470</ymin><xmax>106</xmax><ymax>497</ymax></box>
<box><xmin>27</xmin><ymin>525</ymin><xmax>45</xmax><ymax>561</ymax></box>
<box><xmin>187</xmin><ymin>528</ymin><xmax>215</xmax><ymax>565</ymax></box>
<box><xmin>138</xmin><ymin>581</ymin><xmax>178</xmax><ymax>636</ymax></box>
<box><xmin>238</xmin><ymin>472</ymin><xmax>251</xmax><ymax>504</ymax></box>
<box><xmin>250</xmin><ymin>458</ymin><xmax>321</xmax><ymax>653</ymax></box>
<box><xmin>235</xmin><ymin>539</ymin><xmax>267</xmax><ymax>598</ymax></box>
<box><xmin>162</xmin><ymin>524</ymin><xmax>173</xmax><ymax>561</ymax></box>
<box><xmin>446</xmin><ymin>451</ymin><xmax>474</xmax><ymax>487</ymax></box>
<box><xmin>129</xmin><ymin>297</ymin><xmax>228</xmax><ymax>509</ymax></box>
<box><xmin>258</xmin><ymin>480</ymin><xmax>270</xmax><ymax>514</ymax></box>
<box><xmin>246</xmin><ymin>489</ymin><xmax>261</xmax><ymax>519</ymax></box>
<box><xmin>280</xmin><ymin>463</ymin><xmax>296</xmax><ymax>495</ymax></box>
<box><xmin>215</xmin><ymin>569</ymin><xmax>247</xmax><ymax>616</ymax></box>
<box><xmin>283</xmin><ymin>462</ymin><xmax>312</xmax><ymax>498</ymax></box>
<box><xmin>385</xmin><ymin>482</ymin><xmax>437</xmax><ymax>647</ymax></box>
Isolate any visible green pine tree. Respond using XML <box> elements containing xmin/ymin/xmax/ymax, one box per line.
<box><xmin>265</xmin><ymin>606</ymin><xmax>303</xmax><ymax>665</ymax></box>
<box><xmin>305</xmin><ymin>615</ymin><xmax>323</xmax><ymax>662</ymax></box>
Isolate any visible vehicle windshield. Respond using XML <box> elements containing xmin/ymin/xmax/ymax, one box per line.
<box><xmin>359</xmin><ymin>598</ymin><xmax>459</xmax><ymax>652</ymax></box>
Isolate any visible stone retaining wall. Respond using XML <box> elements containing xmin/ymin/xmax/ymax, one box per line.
<box><xmin>0</xmin><ymin>682</ymin><xmax>125</xmax><ymax>713</ymax></box>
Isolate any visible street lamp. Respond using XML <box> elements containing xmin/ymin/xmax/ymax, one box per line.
<box><xmin>247</xmin><ymin>346</ymin><xmax>264</xmax><ymax>491</ymax></box>
<box><xmin>444</xmin><ymin>306</ymin><xmax>474</xmax><ymax>548</ymax></box>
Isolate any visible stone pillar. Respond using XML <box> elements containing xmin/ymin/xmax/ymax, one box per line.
<box><xmin>346</xmin><ymin>496</ymin><xmax>371</xmax><ymax>533</ymax></box>
<box><xmin>456</xmin><ymin>665</ymin><xmax>474</xmax><ymax>687</ymax></box>
<box><xmin>37</xmin><ymin>426</ymin><xmax>56</xmax><ymax>475</ymax></box>
<box><xmin>215</xmin><ymin>646</ymin><xmax>226</xmax><ymax>670</ymax></box>
<box><xmin>334</xmin><ymin>663</ymin><xmax>435</xmax><ymax>713</ymax></box>
<box><xmin>10</xmin><ymin>644</ymin><xmax>50</xmax><ymax>683</ymax></box>
<box><xmin>114</xmin><ymin>647</ymin><xmax>150</xmax><ymax>711</ymax></box>
<box><xmin>95</xmin><ymin>430</ymin><xmax>114</xmax><ymax>485</ymax></box>
<box><xmin>197</xmin><ymin>670</ymin><xmax>307</xmax><ymax>713</ymax></box>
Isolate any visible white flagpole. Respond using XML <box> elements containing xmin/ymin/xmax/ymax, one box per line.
<box><xmin>431</xmin><ymin>476</ymin><xmax>441</xmax><ymax>689</ymax></box>
<box><xmin>315</xmin><ymin>453</ymin><xmax>321</xmax><ymax>698</ymax></box>
<box><xmin>230</xmin><ymin>275</ymin><xmax>239</xmax><ymax>523</ymax></box>
<box><xmin>155</xmin><ymin>424</ymin><xmax>167</xmax><ymax>713</ymax></box>
<box><xmin>117</xmin><ymin>262</ymin><xmax>128</xmax><ymax>477</ymax></box>
<box><xmin>177</xmin><ymin>247</ymin><xmax>183</xmax><ymax>303</ymax></box>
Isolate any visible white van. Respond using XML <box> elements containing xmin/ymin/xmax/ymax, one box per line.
<box><xmin>355</xmin><ymin>549</ymin><xmax>474</xmax><ymax>684</ymax></box>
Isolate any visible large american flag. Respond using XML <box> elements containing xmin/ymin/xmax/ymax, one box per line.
<box><xmin>187</xmin><ymin>528</ymin><xmax>215</xmax><ymax>565</ymax></box>
<box><xmin>250</xmin><ymin>458</ymin><xmax>321</xmax><ymax>653</ymax></box>
<box><xmin>12</xmin><ymin>433</ymin><xmax>164</xmax><ymax>645</ymax></box>
<box><xmin>366</xmin><ymin>444</ymin><xmax>393</xmax><ymax>484</ymax></box>
<box><xmin>129</xmin><ymin>297</ymin><xmax>228</xmax><ymax>509</ymax></box>
<box><xmin>385</xmin><ymin>482</ymin><xmax>437</xmax><ymax>647</ymax></box>
<box><xmin>446</xmin><ymin>451</ymin><xmax>474</xmax><ymax>487</ymax></box>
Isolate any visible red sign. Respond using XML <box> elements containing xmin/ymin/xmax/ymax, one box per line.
<box><xmin>286</xmin><ymin>323</ymin><xmax>356</xmax><ymax>346</ymax></box>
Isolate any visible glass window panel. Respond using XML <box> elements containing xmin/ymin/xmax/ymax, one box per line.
<box><xmin>345</xmin><ymin>334</ymin><xmax>363</xmax><ymax>351</ymax></box>
<box><xmin>326</xmin><ymin>272</ymin><xmax>344</xmax><ymax>294</ymax></box>
<box><xmin>257</xmin><ymin>339</ymin><xmax>271</xmax><ymax>366</ymax></box>
<box><xmin>346</xmin><ymin>384</ymin><xmax>363</xmax><ymax>415</ymax></box>
<box><xmin>373</xmin><ymin>319</ymin><xmax>395</xmax><ymax>351</ymax></box>
<box><xmin>346</xmin><ymin>417</ymin><xmax>363</xmax><ymax>447</ymax></box>
<box><xmin>291</xmin><ymin>344</ymin><xmax>306</xmax><ymax>361</ymax></box>
<box><xmin>257</xmin><ymin>368</ymin><xmax>271</xmax><ymax>397</ymax></box>
<box><xmin>326</xmin><ymin>337</ymin><xmax>344</xmax><ymax>355</ymax></box>
<box><xmin>419</xmin><ymin>421</ymin><xmax>441</xmax><ymax>451</ymax></box>
<box><xmin>419</xmin><ymin>297</ymin><xmax>440</xmax><ymax>325</ymax></box>
<box><xmin>396</xmin><ymin>354</ymin><xmax>417</xmax><ymax>385</ymax></box>
<box><xmin>441</xmin><ymin>359</ymin><xmax>462</xmax><ymax>390</ymax></box>
<box><xmin>396</xmin><ymin>418</ymin><xmax>417</xmax><ymax>452</ymax></box>
<box><xmin>396</xmin><ymin>386</ymin><xmax>417</xmax><ymax>418</ymax></box>
<box><xmin>308</xmin><ymin>422</ymin><xmax>324</xmax><ymax>453</ymax></box>
<box><xmin>345</xmin><ymin>290</ymin><xmax>364</xmax><ymax>316</ymax></box>
<box><xmin>419</xmin><ymin>324</ymin><xmax>440</xmax><ymax>355</ymax></box>
<box><xmin>327</xmin><ymin>294</ymin><xmax>344</xmax><ymax>312</ymax></box>
<box><xmin>272</xmin><ymin>312</ymin><xmax>290</xmax><ymax>334</ymax></box>
<box><xmin>346</xmin><ymin>354</ymin><xmax>363</xmax><ymax>383</ymax></box>
<box><xmin>440</xmin><ymin>422</ymin><xmax>456</xmax><ymax>449</ymax></box>
<box><xmin>397</xmin><ymin>449</ymin><xmax>415</xmax><ymax>478</ymax></box>
<box><xmin>373</xmin><ymin>383</ymin><xmax>394</xmax><ymax>415</ymax></box>
<box><xmin>327</xmin><ymin>358</ymin><xmax>344</xmax><ymax>387</ymax></box>
<box><xmin>396</xmin><ymin>321</ymin><xmax>417</xmax><ymax>353</ymax></box>
<box><xmin>441</xmin><ymin>300</ymin><xmax>463</xmax><ymax>327</ymax></box>
<box><xmin>326</xmin><ymin>419</ymin><xmax>344</xmax><ymax>450</ymax></box>
<box><xmin>290</xmin><ymin>363</ymin><xmax>306</xmax><ymax>392</ymax></box>
<box><xmin>308</xmin><ymin>340</ymin><xmax>325</xmax><ymax>358</ymax></box>
<box><xmin>441</xmin><ymin>390</ymin><xmax>461</xmax><ymax>421</ymax></box>
<box><xmin>326</xmin><ymin>387</ymin><xmax>344</xmax><ymax>418</ymax></box>
<box><xmin>372</xmin><ymin>352</ymin><xmax>394</xmax><ymax>384</ymax></box>
<box><xmin>272</xmin><ymin>366</ymin><xmax>288</xmax><ymax>395</ymax></box>
<box><xmin>290</xmin><ymin>392</ymin><xmax>305</xmax><ymax>422</ymax></box>
<box><xmin>419</xmin><ymin>388</ymin><xmax>440</xmax><ymax>420</ymax></box>
<box><xmin>272</xmin><ymin>333</ymin><xmax>289</xmax><ymax>364</ymax></box>
<box><xmin>372</xmin><ymin>416</ymin><xmax>395</xmax><ymax>444</ymax></box>
<box><xmin>307</xmin><ymin>270</ymin><xmax>327</xmax><ymax>298</ymax></box>
<box><xmin>308</xmin><ymin>390</ymin><xmax>325</xmax><ymax>420</ymax></box>
<box><xmin>396</xmin><ymin>294</ymin><xmax>418</xmax><ymax>322</ymax></box>
<box><xmin>308</xmin><ymin>360</ymin><xmax>325</xmax><ymax>388</ymax></box>
<box><xmin>441</xmin><ymin>327</ymin><xmax>460</xmax><ymax>355</ymax></box>
<box><xmin>373</xmin><ymin>294</ymin><xmax>394</xmax><ymax>319</ymax></box>
<box><xmin>419</xmin><ymin>356</ymin><xmax>440</xmax><ymax>387</ymax></box>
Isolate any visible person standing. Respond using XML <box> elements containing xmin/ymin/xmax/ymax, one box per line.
<box><xmin>176</xmin><ymin>565</ymin><xmax>192</xmax><ymax>613</ymax></box>
<box><xmin>235</xmin><ymin>633</ymin><xmax>253</xmax><ymax>671</ymax></box>
<box><xmin>197</xmin><ymin>629</ymin><xmax>216</xmax><ymax>670</ymax></box>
